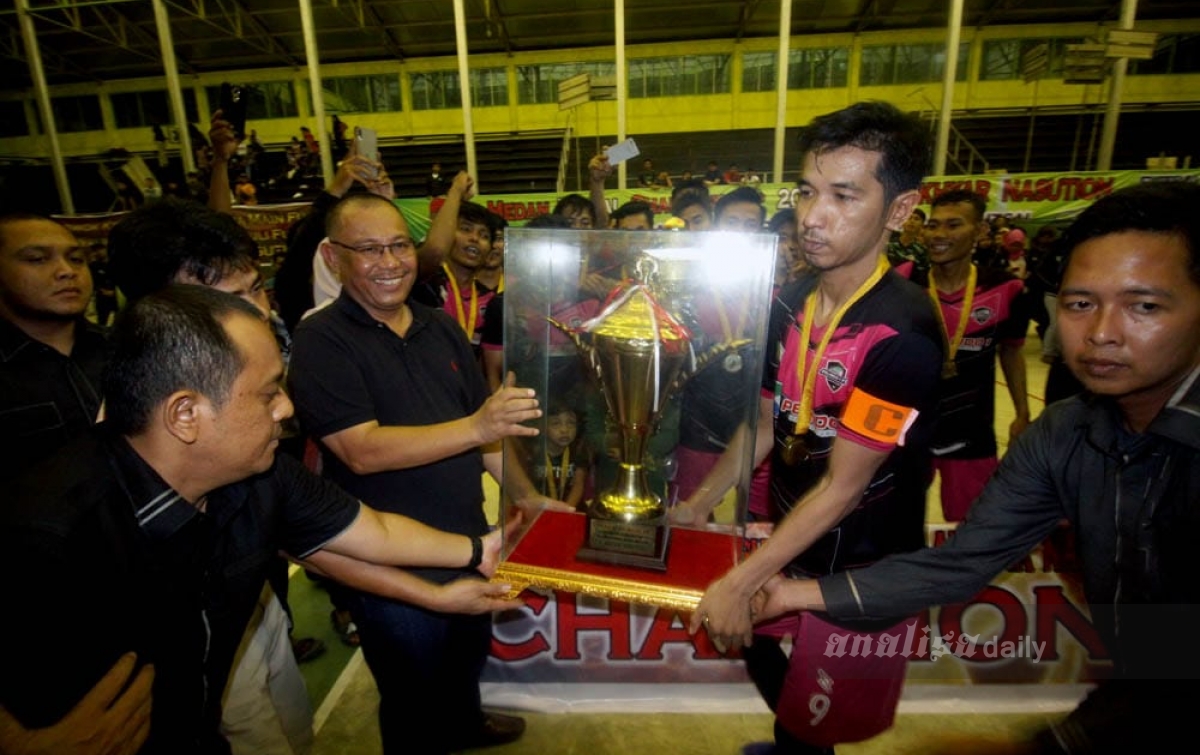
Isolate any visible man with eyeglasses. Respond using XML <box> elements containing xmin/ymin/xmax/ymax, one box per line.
<box><xmin>289</xmin><ymin>193</ymin><xmax>559</xmax><ymax>754</ymax></box>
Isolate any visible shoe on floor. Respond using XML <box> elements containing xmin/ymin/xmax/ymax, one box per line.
<box><xmin>457</xmin><ymin>712</ymin><xmax>526</xmax><ymax>749</ymax></box>
<box><xmin>291</xmin><ymin>636</ymin><xmax>326</xmax><ymax>663</ymax></box>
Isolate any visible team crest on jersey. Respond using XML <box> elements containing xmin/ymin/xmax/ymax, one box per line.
<box><xmin>819</xmin><ymin>360</ymin><xmax>848</xmax><ymax>392</ymax></box>
<box><xmin>971</xmin><ymin>306</ymin><xmax>993</xmax><ymax>325</ymax></box>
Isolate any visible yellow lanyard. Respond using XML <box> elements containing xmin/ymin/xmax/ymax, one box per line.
<box><xmin>497</xmin><ymin>273</ymin><xmax>505</xmax><ymax>294</ymax></box>
<box><xmin>544</xmin><ymin>446</ymin><xmax>570</xmax><ymax>500</ymax></box>
<box><xmin>927</xmin><ymin>263</ymin><xmax>976</xmax><ymax>378</ymax></box>
<box><xmin>793</xmin><ymin>256</ymin><xmax>890</xmax><ymax>435</ymax></box>
<box><xmin>443</xmin><ymin>263</ymin><xmax>478</xmax><ymax>340</ymax></box>
<box><xmin>713</xmin><ymin>290</ymin><xmax>748</xmax><ymax>342</ymax></box>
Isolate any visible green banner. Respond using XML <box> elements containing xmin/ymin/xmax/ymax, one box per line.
<box><xmin>395</xmin><ymin>169</ymin><xmax>1200</xmax><ymax>232</ymax></box>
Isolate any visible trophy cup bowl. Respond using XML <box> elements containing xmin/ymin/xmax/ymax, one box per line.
<box><xmin>552</xmin><ymin>254</ymin><xmax>694</xmax><ymax>570</ymax></box>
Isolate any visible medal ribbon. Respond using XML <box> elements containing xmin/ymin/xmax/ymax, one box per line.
<box><xmin>544</xmin><ymin>446</ymin><xmax>570</xmax><ymax>500</ymax></box>
<box><xmin>793</xmin><ymin>255</ymin><xmax>890</xmax><ymax>435</ymax></box>
<box><xmin>927</xmin><ymin>263</ymin><xmax>976</xmax><ymax>375</ymax></box>
<box><xmin>443</xmin><ymin>263</ymin><xmax>478</xmax><ymax>340</ymax></box>
<box><xmin>714</xmin><ymin>290</ymin><xmax>748</xmax><ymax>343</ymax></box>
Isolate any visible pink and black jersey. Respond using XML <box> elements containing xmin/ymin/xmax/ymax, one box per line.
<box><xmin>763</xmin><ymin>269</ymin><xmax>942</xmax><ymax>575</ymax></box>
<box><xmin>910</xmin><ymin>267</ymin><xmax>1029</xmax><ymax>459</ymax></box>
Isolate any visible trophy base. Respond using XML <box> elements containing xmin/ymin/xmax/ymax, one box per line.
<box><xmin>577</xmin><ymin>517</ymin><xmax>671</xmax><ymax>572</ymax></box>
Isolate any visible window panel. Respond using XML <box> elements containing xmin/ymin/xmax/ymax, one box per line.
<box><xmin>51</xmin><ymin>94</ymin><xmax>102</xmax><ymax>132</ymax></box>
<box><xmin>205</xmin><ymin>82</ymin><xmax>298</xmax><ymax>121</ymax></box>
<box><xmin>628</xmin><ymin>54</ymin><xmax>730</xmax><ymax>98</ymax></box>
<box><xmin>322</xmin><ymin>75</ymin><xmax>401</xmax><ymax>113</ymax></box>
<box><xmin>410</xmin><ymin>71</ymin><xmax>462</xmax><ymax>110</ymax></box>
<box><xmin>0</xmin><ymin>101</ymin><xmax>29</xmax><ymax>137</ymax></box>
<box><xmin>859</xmin><ymin>43</ymin><xmax>967</xmax><ymax>85</ymax></box>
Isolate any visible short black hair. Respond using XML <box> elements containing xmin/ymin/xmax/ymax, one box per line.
<box><xmin>1061</xmin><ymin>181</ymin><xmax>1200</xmax><ymax>286</ymax></box>
<box><xmin>325</xmin><ymin>193</ymin><xmax>403</xmax><ymax>238</ymax></box>
<box><xmin>103</xmin><ymin>285</ymin><xmax>264</xmax><ymax>436</ymax></box>
<box><xmin>670</xmin><ymin>186</ymin><xmax>711</xmax><ymax>219</ymax></box>
<box><xmin>714</xmin><ymin>186</ymin><xmax>766</xmax><ymax>225</ymax></box>
<box><xmin>458</xmin><ymin>200</ymin><xmax>494</xmax><ymax>230</ymax></box>
<box><xmin>0</xmin><ymin>212</ymin><xmax>61</xmax><ymax>250</ymax></box>
<box><xmin>611</xmin><ymin>201</ymin><xmax>655</xmax><ymax>228</ymax></box>
<box><xmin>552</xmin><ymin>194</ymin><xmax>595</xmax><ymax>223</ymax></box>
<box><xmin>108</xmin><ymin>197</ymin><xmax>258</xmax><ymax>302</ymax></box>
<box><xmin>931</xmin><ymin>189</ymin><xmax>986</xmax><ymax>221</ymax></box>
<box><xmin>523</xmin><ymin>213</ymin><xmax>573</xmax><ymax>230</ymax></box>
<box><xmin>767</xmin><ymin>208</ymin><xmax>795</xmax><ymax>235</ymax></box>
<box><xmin>797</xmin><ymin>101</ymin><xmax>931</xmax><ymax>204</ymax></box>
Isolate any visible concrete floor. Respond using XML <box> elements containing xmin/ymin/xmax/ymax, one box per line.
<box><xmin>297</xmin><ymin>333</ymin><xmax>1064</xmax><ymax>754</ymax></box>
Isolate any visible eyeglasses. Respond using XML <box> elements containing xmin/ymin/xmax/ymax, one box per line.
<box><xmin>328</xmin><ymin>238</ymin><xmax>414</xmax><ymax>260</ymax></box>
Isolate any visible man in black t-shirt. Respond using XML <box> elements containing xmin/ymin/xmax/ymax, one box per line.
<box><xmin>290</xmin><ymin>194</ymin><xmax>561</xmax><ymax>754</ymax></box>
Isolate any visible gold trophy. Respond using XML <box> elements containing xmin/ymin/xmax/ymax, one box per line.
<box><xmin>551</xmin><ymin>254</ymin><xmax>746</xmax><ymax>570</ymax></box>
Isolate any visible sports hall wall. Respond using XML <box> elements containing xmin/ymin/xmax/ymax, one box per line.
<box><xmin>2</xmin><ymin>19</ymin><xmax>1199</xmax><ymax>167</ymax></box>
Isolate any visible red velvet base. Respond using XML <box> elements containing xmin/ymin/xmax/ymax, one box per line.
<box><xmin>504</xmin><ymin>509</ymin><xmax>742</xmax><ymax>595</ymax></box>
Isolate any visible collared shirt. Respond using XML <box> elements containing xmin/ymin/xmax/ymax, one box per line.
<box><xmin>0</xmin><ymin>427</ymin><xmax>360</xmax><ymax>754</ymax></box>
<box><xmin>290</xmin><ymin>292</ymin><xmax>489</xmax><ymax>584</ymax></box>
<box><xmin>0</xmin><ymin>316</ymin><xmax>108</xmax><ymax>483</ymax></box>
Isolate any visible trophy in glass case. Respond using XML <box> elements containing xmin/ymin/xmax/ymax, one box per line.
<box><xmin>494</xmin><ymin>229</ymin><xmax>776</xmax><ymax>610</ymax></box>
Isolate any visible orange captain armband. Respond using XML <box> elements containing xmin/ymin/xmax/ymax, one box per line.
<box><xmin>840</xmin><ymin>387</ymin><xmax>918</xmax><ymax>447</ymax></box>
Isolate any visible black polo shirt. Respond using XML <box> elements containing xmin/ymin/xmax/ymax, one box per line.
<box><xmin>290</xmin><ymin>292</ymin><xmax>489</xmax><ymax>583</ymax></box>
<box><xmin>0</xmin><ymin>317</ymin><xmax>107</xmax><ymax>483</ymax></box>
<box><xmin>0</xmin><ymin>428</ymin><xmax>360</xmax><ymax>755</ymax></box>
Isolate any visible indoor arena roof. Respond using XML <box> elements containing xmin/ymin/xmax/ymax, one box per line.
<box><xmin>2</xmin><ymin>0</ymin><xmax>1197</xmax><ymax>89</ymax></box>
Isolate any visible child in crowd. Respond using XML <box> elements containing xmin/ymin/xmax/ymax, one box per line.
<box><xmin>536</xmin><ymin>399</ymin><xmax>592</xmax><ymax>511</ymax></box>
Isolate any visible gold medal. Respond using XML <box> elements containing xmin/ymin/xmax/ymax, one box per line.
<box><xmin>780</xmin><ymin>434</ymin><xmax>811</xmax><ymax>466</ymax></box>
<box><xmin>724</xmin><ymin>353</ymin><xmax>743</xmax><ymax>373</ymax></box>
<box><xmin>928</xmin><ymin>264</ymin><xmax>976</xmax><ymax>381</ymax></box>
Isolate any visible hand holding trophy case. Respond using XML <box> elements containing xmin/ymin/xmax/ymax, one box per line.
<box><xmin>494</xmin><ymin>228</ymin><xmax>777</xmax><ymax>611</ymax></box>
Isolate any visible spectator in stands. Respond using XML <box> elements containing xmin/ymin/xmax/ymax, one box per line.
<box><xmin>671</xmin><ymin>188</ymin><xmax>767</xmax><ymax>512</ymax></box>
<box><xmin>702</xmin><ymin>161</ymin><xmax>725</xmax><ymax>186</ymax></box>
<box><xmin>477</xmin><ymin>213</ymin><xmax>506</xmax><ymax>294</ymax></box>
<box><xmin>88</xmin><ymin>243</ymin><xmax>118</xmax><ymax>327</ymax></box>
<box><xmin>653</xmin><ymin>171</ymin><xmax>673</xmax><ymax>190</ymax></box>
<box><xmin>480</xmin><ymin>212</ymin><xmax>576</xmax><ymax>392</ymax></box>
<box><xmin>745</xmin><ymin>167</ymin><xmax>763</xmax><ymax>186</ymax></box>
<box><xmin>611</xmin><ymin>200</ymin><xmax>655</xmax><ymax>230</ymax></box>
<box><xmin>427</xmin><ymin>161</ymin><xmax>451</xmax><ymax>197</ymax></box>
<box><xmin>671</xmin><ymin>184</ymin><xmax>713</xmax><ymax>232</ymax></box>
<box><xmin>637</xmin><ymin>158</ymin><xmax>657</xmax><ymax>188</ymax></box>
<box><xmin>886</xmin><ymin>207</ymin><xmax>929</xmax><ymax>271</ymax></box>
<box><xmin>1003</xmin><ymin>227</ymin><xmax>1029</xmax><ymax>280</ymax></box>
<box><xmin>552</xmin><ymin>193</ymin><xmax>596</xmax><ymax>229</ymax></box>
<box><xmin>767</xmin><ymin>208</ymin><xmax>803</xmax><ymax>291</ymax></box>
<box><xmin>410</xmin><ymin>200</ymin><xmax>498</xmax><ymax>357</ymax></box>
<box><xmin>713</xmin><ymin>186</ymin><xmax>766</xmax><ymax>232</ymax></box>
<box><xmin>331</xmin><ymin>115</ymin><xmax>349</xmax><ymax>163</ymax></box>
<box><xmin>234</xmin><ymin>174</ymin><xmax>257</xmax><ymax>206</ymax></box>
<box><xmin>723</xmin><ymin>163</ymin><xmax>743</xmax><ymax>185</ymax></box>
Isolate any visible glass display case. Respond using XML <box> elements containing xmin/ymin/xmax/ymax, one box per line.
<box><xmin>494</xmin><ymin>228</ymin><xmax>777</xmax><ymax>611</ymax></box>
